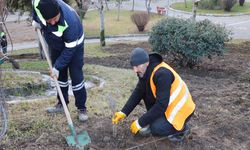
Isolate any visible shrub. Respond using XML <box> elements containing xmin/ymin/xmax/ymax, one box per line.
<box><xmin>130</xmin><ymin>12</ymin><xmax>150</xmax><ymax>32</ymax></box>
<box><xmin>149</xmin><ymin>18</ymin><xmax>232</xmax><ymax>68</ymax></box>
<box><xmin>222</xmin><ymin>0</ymin><xmax>237</xmax><ymax>11</ymax></box>
<box><xmin>239</xmin><ymin>0</ymin><xmax>245</xmax><ymax>6</ymax></box>
<box><xmin>198</xmin><ymin>0</ymin><xmax>222</xmax><ymax>10</ymax></box>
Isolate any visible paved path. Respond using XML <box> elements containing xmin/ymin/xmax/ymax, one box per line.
<box><xmin>121</xmin><ymin>0</ymin><xmax>250</xmax><ymax>39</ymax></box>
<box><xmin>6</xmin><ymin>0</ymin><xmax>250</xmax><ymax>50</ymax></box>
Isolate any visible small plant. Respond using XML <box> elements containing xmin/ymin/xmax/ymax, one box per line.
<box><xmin>149</xmin><ymin>17</ymin><xmax>232</xmax><ymax>68</ymax></box>
<box><xmin>130</xmin><ymin>12</ymin><xmax>150</xmax><ymax>32</ymax></box>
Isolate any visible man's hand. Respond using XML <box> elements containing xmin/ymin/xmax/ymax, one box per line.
<box><xmin>32</xmin><ymin>20</ymin><xmax>41</xmax><ymax>30</ymax></box>
<box><xmin>50</xmin><ymin>67</ymin><xmax>59</xmax><ymax>79</ymax></box>
<box><xmin>112</xmin><ymin>111</ymin><xmax>126</xmax><ymax>124</ymax></box>
<box><xmin>130</xmin><ymin>120</ymin><xmax>142</xmax><ymax>134</ymax></box>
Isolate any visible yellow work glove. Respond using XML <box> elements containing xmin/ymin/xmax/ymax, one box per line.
<box><xmin>130</xmin><ymin>119</ymin><xmax>142</xmax><ymax>134</ymax></box>
<box><xmin>112</xmin><ymin>111</ymin><xmax>126</xmax><ymax>124</ymax></box>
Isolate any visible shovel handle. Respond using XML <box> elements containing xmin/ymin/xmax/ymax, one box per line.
<box><xmin>36</xmin><ymin>29</ymin><xmax>74</xmax><ymax>127</ymax></box>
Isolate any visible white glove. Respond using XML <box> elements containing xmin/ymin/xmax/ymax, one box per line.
<box><xmin>52</xmin><ymin>67</ymin><xmax>59</xmax><ymax>78</ymax></box>
<box><xmin>32</xmin><ymin>20</ymin><xmax>41</xmax><ymax>29</ymax></box>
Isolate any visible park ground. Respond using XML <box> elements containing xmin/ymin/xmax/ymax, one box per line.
<box><xmin>1</xmin><ymin>40</ymin><xmax>250</xmax><ymax>149</ymax></box>
<box><xmin>1</xmin><ymin>12</ymin><xmax>250</xmax><ymax>150</ymax></box>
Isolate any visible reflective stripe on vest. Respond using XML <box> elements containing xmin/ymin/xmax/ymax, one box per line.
<box><xmin>33</xmin><ymin>0</ymin><xmax>47</xmax><ymax>26</ymax></box>
<box><xmin>64</xmin><ymin>33</ymin><xmax>84</xmax><ymax>48</ymax></box>
<box><xmin>52</xmin><ymin>21</ymin><xmax>68</xmax><ymax>37</ymax></box>
<box><xmin>150</xmin><ymin>62</ymin><xmax>195</xmax><ymax>130</ymax></box>
<box><xmin>0</xmin><ymin>32</ymin><xmax>5</xmax><ymax>37</ymax></box>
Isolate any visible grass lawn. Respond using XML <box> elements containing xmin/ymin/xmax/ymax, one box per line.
<box><xmin>1</xmin><ymin>42</ymin><xmax>138</xmax><ymax>144</ymax></box>
<box><xmin>1</xmin><ymin>40</ymin><xmax>250</xmax><ymax>147</ymax></box>
<box><xmin>2</xmin><ymin>65</ymin><xmax>136</xmax><ymax>145</ymax></box>
<box><xmin>83</xmin><ymin>10</ymin><xmax>163</xmax><ymax>37</ymax></box>
<box><xmin>171</xmin><ymin>1</ymin><xmax>250</xmax><ymax>14</ymax></box>
<box><xmin>2</xmin><ymin>43</ymin><xmax>119</xmax><ymax>72</ymax></box>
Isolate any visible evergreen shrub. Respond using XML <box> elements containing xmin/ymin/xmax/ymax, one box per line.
<box><xmin>149</xmin><ymin>17</ymin><xmax>232</xmax><ymax>68</ymax></box>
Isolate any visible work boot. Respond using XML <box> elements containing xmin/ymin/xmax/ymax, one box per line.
<box><xmin>138</xmin><ymin>125</ymin><xmax>151</xmax><ymax>137</ymax></box>
<box><xmin>78</xmin><ymin>109</ymin><xmax>88</xmax><ymax>122</ymax></box>
<box><xmin>46</xmin><ymin>103</ymin><xmax>64</xmax><ymax>113</ymax></box>
<box><xmin>167</xmin><ymin>125</ymin><xmax>190</xmax><ymax>142</ymax></box>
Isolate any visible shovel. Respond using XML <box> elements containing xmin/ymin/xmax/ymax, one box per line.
<box><xmin>36</xmin><ymin>28</ymin><xmax>90</xmax><ymax>149</ymax></box>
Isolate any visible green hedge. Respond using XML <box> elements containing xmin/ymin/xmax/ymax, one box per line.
<box><xmin>149</xmin><ymin>17</ymin><xmax>232</xmax><ymax>68</ymax></box>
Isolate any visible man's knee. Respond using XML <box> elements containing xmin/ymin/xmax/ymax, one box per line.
<box><xmin>150</xmin><ymin>122</ymin><xmax>166</xmax><ymax>136</ymax></box>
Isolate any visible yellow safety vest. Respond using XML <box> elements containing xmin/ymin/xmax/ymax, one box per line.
<box><xmin>150</xmin><ymin>62</ymin><xmax>195</xmax><ymax>131</ymax></box>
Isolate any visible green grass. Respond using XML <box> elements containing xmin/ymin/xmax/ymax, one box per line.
<box><xmin>172</xmin><ymin>1</ymin><xmax>250</xmax><ymax>14</ymax></box>
<box><xmin>3</xmin><ymin>64</ymin><xmax>137</xmax><ymax>147</ymax></box>
<box><xmin>8</xmin><ymin>43</ymin><xmax>117</xmax><ymax>59</ymax></box>
<box><xmin>1</xmin><ymin>60</ymin><xmax>48</xmax><ymax>72</ymax></box>
<box><xmin>83</xmin><ymin>10</ymin><xmax>163</xmax><ymax>37</ymax></box>
<box><xmin>228</xmin><ymin>39</ymin><xmax>250</xmax><ymax>44</ymax></box>
<box><xmin>84</xmin><ymin>43</ymin><xmax>117</xmax><ymax>57</ymax></box>
<box><xmin>2</xmin><ymin>71</ymin><xmax>44</xmax><ymax>87</ymax></box>
<box><xmin>1</xmin><ymin>43</ymin><xmax>114</xmax><ymax>71</ymax></box>
<box><xmin>10</xmin><ymin>48</ymin><xmax>38</xmax><ymax>55</ymax></box>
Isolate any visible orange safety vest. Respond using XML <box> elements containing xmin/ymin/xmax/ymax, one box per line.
<box><xmin>150</xmin><ymin>62</ymin><xmax>195</xmax><ymax>131</ymax></box>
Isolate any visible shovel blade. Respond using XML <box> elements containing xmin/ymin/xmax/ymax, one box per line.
<box><xmin>65</xmin><ymin>130</ymin><xmax>91</xmax><ymax>149</ymax></box>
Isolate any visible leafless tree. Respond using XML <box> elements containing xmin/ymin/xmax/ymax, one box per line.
<box><xmin>145</xmin><ymin>0</ymin><xmax>152</xmax><ymax>14</ymax></box>
<box><xmin>116</xmin><ymin>0</ymin><xmax>122</xmax><ymax>21</ymax></box>
<box><xmin>132</xmin><ymin>0</ymin><xmax>135</xmax><ymax>11</ymax></box>
<box><xmin>75</xmin><ymin>0</ymin><xmax>91</xmax><ymax>21</ymax></box>
<box><xmin>192</xmin><ymin>0</ymin><xmax>199</xmax><ymax>20</ymax></box>
<box><xmin>92</xmin><ymin>0</ymin><xmax>106</xmax><ymax>46</ymax></box>
<box><xmin>104</xmin><ymin>0</ymin><xmax>109</xmax><ymax>10</ymax></box>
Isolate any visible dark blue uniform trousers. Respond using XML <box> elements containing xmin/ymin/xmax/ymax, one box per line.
<box><xmin>50</xmin><ymin>45</ymin><xmax>87</xmax><ymax>110</ymax></box>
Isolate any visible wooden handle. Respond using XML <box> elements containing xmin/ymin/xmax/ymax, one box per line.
<box><xmin>36</xmin><ymin>29</ymin><xmax>74</xmax><ymax>126</ymax></box>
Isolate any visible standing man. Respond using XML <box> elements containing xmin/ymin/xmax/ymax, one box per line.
<box><xmin>112</xmin><ymin>48</ymin><xmax>195</xmax><ymax>141</ymax></box>
<box><xmin>32</xmin><ymin>0</ymin><xmax>88</xmax><ymax>121</ymax></box>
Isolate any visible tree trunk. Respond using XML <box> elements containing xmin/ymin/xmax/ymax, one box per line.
<box><xmin>104</xmin><ymin>0</ymin><xmax>109</xmax><ymax>10</ymax></box>
<box><xmin>145</xmin><ymin>0</ymin><xmax>152</xmax><ymax>15</ymax></box>
<box><xmin>192</xmin><ymin>0</ymin><xmax>197</xmax><ymax>21</ymax></box>
<box><xmin>117</xmin><ymin>0</ymin><xmax>121</xmax><ymax>21</ymax></box>
<box><xmin>166</xmin><ymin>0</ymin><xmax>169</xmax><ymax>16</ymax></box>
<box><xmin>184</xmin><ymin>0</ymin><xmax>187</xmax><ymax>8</ymax></box>
<box><xmin>132</xmin><ymin>0</ymin><xmax>135</xmax><ymax>11</ymax></box>
<box><xmin>99</xmin><ymin>0</ymin><xmax>105</xmax><ymax>47</ymax></box>
<box><xmin>75</xmin><ymin>0</ymin><xmax>90</xmax><ymax>21</ymax></box>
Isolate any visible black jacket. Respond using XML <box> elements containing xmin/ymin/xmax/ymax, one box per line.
<box><xmin>121</xmin><ymin>53</ymin><xmax>175</xmax><ymax>127</ymax></box>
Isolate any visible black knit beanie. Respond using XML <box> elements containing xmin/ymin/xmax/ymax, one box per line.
<box><xmin>37</xmin><ymin>0</ymin><xmax>60</xmax><ymax>20</ymax></box>
<box><xmin>130</xmin><ymin>47</ymin><xmax>149</xmax><ymax>66</ymax></box>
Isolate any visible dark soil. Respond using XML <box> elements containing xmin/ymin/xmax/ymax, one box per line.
<box><xmin>84</xmin><ymin>42</ymin><xmax>250</xmax><ymax>150</ymax></box>
<box><xmin>4</xmin><ymin>41</ymin><xmax>250</xmax><ymax>150</ymax></box>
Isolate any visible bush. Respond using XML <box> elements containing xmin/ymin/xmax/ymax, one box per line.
<box><xmin>149</xmin><ymin>18</ymin><xmax>232</xmax><ymax>68</ymax></box>
<box><xmin>239</xmin><ymin>0</ymin><xmax>245</xmax><ymax>6</ymax></box>
<box><xmin>198</xmin><ymin>0</ymin><xmax>222</xmax><ymax>10</ymax></box>
<box><xmin>130</xmin><ymin>12</ymin><xmax>150</xmax><ymax>32</ymax></box>
<box><xmin>222</xmin><ymin>0</ymin><xmax>237</xmax><ymax>11</ymax></box>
